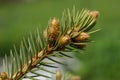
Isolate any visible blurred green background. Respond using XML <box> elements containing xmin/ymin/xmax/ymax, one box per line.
<box><xmin>0</xmin><ymin>0</ymin><xmax>120</xmax><ymax>80</ymax></box>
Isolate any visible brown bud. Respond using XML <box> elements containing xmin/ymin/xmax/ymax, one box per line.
<box><xmin>56</xmin><ymin>70</ymin><xmax>62</xmax><ymax>80</ymax></box>
<box><xmin>70</xmin><ymin>76</ymin><xmax>80</xmax><ymax>80</ymax></box>
<box><xmin>48</xmin><ymin>18</ymin><xmax>60</xmax><ymax>42</ymax></box>
<box><xmin>50</xmin><ymin>17</ymin><xmax>60</xmax><ymax>29</ymax></box>
<box><xmin>59</xmin><ymin>35</ymin><xmax>70</xmax><ymax>48</ymax></box>
<box><xmin>1</xmin><ymin>72</ymin><xmax>7</xmax><ymax>79</ymax></box>
<box><xmin>32</xmin><ymin>57</ymin><xmax>37</xmax><ymax>62</ymax></box>
<box><xmin>74</xmin><ymin>32</ymin><xmax>90</xmax><ymax>42</ymax></box>
<box><xmin>89</xmin><ymin>11</ymin><xmax>99</xmax><ymax>19</ymax></box>
<box><xmin>49</xmin><ymin>27</ymin><xmax>59</xmax><ymax>41</ymax></box>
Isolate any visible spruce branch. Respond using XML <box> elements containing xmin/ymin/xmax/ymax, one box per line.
<box><xmin>0</xmin><ymin>7</ymin><xmax>99</xmax><ymax>80</ymax></box>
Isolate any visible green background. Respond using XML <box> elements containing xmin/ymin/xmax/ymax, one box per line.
<box><xmin>0</xmin><ymin>0</ymin><xmax>120</xmax><ymax>80</ymax></box>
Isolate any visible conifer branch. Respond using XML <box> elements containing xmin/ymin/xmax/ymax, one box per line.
<box><xmin>0</xmin><ymin>7</ymin><xmax>99</xmax><ymax>80</ymax></box>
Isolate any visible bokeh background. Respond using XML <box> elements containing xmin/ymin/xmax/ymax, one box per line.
<box><xmin>0</xmin><ymin>0</ymin><xmax>120</xmax><ymax>80</ymax></box>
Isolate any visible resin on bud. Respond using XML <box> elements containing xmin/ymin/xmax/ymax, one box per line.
<box><xmin>73</xmin><ymin>32</ymin><xmax>90</xmax><ymax>42</ymax></box>
<box><xmin>59</xmin><ymin>35</ymin><xmax>70</xmax><ymax>48</ymax></box>
<box><xmin>56</xmin><ymin>70</ymin><xmax>62</xmax><ymax>80</ymax></box>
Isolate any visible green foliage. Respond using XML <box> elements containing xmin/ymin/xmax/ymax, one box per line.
<box><xmin>0</xmin><ymin>7</ymin><xmax>98</xmax><ymax>80</ymax></box>
<box><xmin>0</xmin><ymin>0</ymin><xmax>120</xmax><ymax>80</ymax></box>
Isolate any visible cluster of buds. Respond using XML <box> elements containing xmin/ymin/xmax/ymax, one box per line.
<box><xmin>48</xmin><ymin>18</ymin><xmax>60</xmax><ymax>42</ymax></box>
<box><xmin>44</xmin><ymin>18</ymin><xmax>71</xmax><ymax>50</ymax></box>
<box><xmin>0</xmin><ymin>72</ymin><xmax>8</xmax><ymax>80</ymax></box>
<box><xmin>71</xmin><ymin>11</ymin><xmax>99</xmax><ymax>49</ymax></box>
<box><xmin>44</xmin><ymin>17</ymin><xmax>60</xmax><ymax>48</ymax></box>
